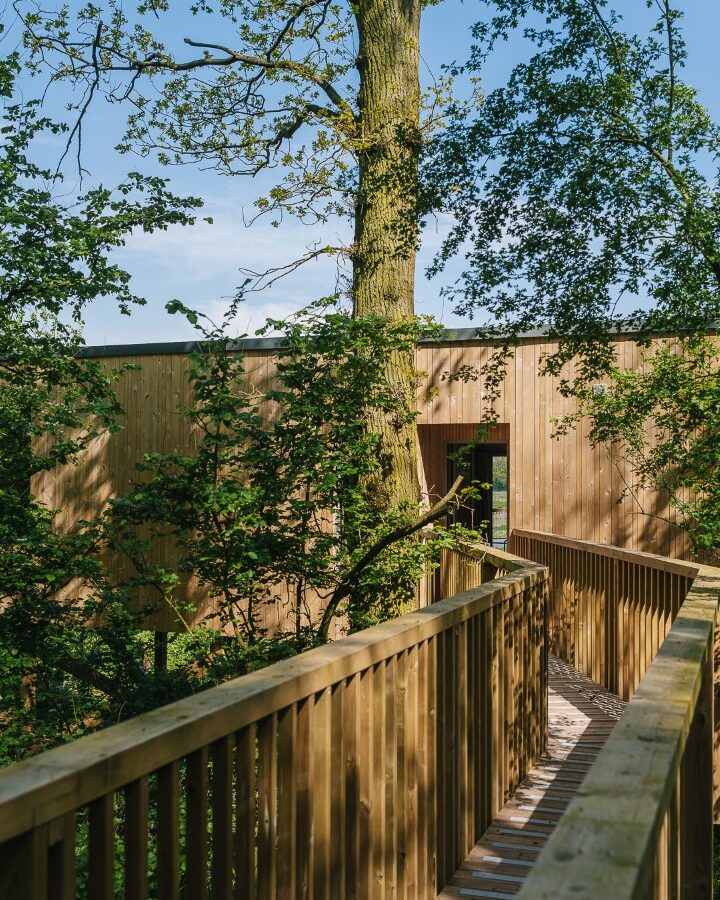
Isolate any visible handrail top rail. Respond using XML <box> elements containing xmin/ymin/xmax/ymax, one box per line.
<box><xmin>0</xmin><ymin>545</ymin><xmax>546</xmax><ymax>845</ymax></box>
<box><xmin>511</xmin><ymin>528</ymin><xmax>713</xmax><ymax>578</ymax></box>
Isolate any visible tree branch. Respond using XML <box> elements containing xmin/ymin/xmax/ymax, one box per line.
<box><xmin>235</xmin><ymin>244</ymin><xmax>341</xmax><ymax>293</ymax></box>
<box><xmin>173</xmin><ymin>38</ymin><xmax>353</xmax><ymax>116</ymax></box>
<box><xmin>55</xmin><ymin>21</ymin><xmax>103</xmax><ymax>179</ymax></box>
<box><xmin>659</xmin><ymin>0</ymin><xmax>677</xmax><ymax>161</ymax></box>
<box><xmin>55</xmin><ymin>657</ymin><xmax>122</xmax><ymax>697</ymax></box>
<box><xmin>316</xmin><ymin>476</ymin><xmax>464</xmax><ymax>642</ymax></box>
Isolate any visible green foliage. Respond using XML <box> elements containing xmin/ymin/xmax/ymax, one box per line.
<box><xmin>16</xmin><ymin>0</ymin><xmax>471</xmax><ymax>518</ymax></box>
<box><xmin>429</xmin><ymin>0</ymin><xmax>720</xmax><ymax>377</ymax></box>
<box><xmin>426</xmin><ymin>0</ymin><xmax>720</xmax><ymax>554</ymax></box>
<box><xmin>577</xmin><ymin>337</ymin><xmax>720</xmax><ymax>562</ymax></box>
<box><xmin>0</xmin><ymin>48</ymin><xmax>471</xmax><ymax>760</ymax></box>
<box><xmin>0</xmin><ymin>55</ymin><xmax>203</xmax><ymax>764</ymax></box>
<box><xmin>110</xmin><ymin>302</ymin><xmax>470</xmax><ymax>669</ymax></box>
<box><xmin>16</xmin><ymin>0</ymin><xmax>466</xmax><ymax>304</ymax></box>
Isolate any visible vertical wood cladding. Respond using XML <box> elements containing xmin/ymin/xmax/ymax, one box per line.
<box><xmin>415</xmin><ymin>337</ymin><xmax>687</xmax><ymax>561</ymax></box>
<box><xmin>33</xmin><ymin>337</ymin><xmax>688</xmax><ymax>630</ymax></box>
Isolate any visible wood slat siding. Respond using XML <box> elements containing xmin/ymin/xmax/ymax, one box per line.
<box><xmin>516</xmin><ymin>568</ymin><xmax>720</xmax><ymax>900</ymax></box>
<box><xmin>33</xmin><ymin>335</ymin><xmax>691</xmax><ymax>631</ymax></box>
<box><xmin>415</xmin><ymin>337</ymin><xmax>690</xmax><ymax>558</ymax></box>
<box><xmin>0</xmin><ymin>544</ymin><xmax>549</xmax><ymax>900</ymax></box>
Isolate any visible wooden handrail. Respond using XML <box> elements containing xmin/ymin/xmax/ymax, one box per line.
<box><xmin>511</xmin><ymin>528</ymin><xmax>702</xmax><ymax>576</ymax></box>
<box><xmin>518</xmin><ymin>568</ymin><xmax>720</xmax><ymax>899</ymax></box>
<box><xmin>510</xmin><ymin>529</ymin><xmax>720</xmax><ymax>898</ymax></box>
<box><xmin>0</xmin><ymin>542</ymin><xmax>549</xmax><ymax>899</ymax></box>
<box><xmin>452</xmin><ymin>540</ymin><xmax>529</xmax><ymax>573</ymax></box>
<box><xmin>509</xmin><ymin>529</ymin><xmax>700</xmax><ymax>700</ymax></box>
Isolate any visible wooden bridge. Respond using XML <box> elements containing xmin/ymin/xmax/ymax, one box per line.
<box><xmin>0</xmin><ymin>530</ymin><xmax>718</xmax><ymax>899</ymax></box>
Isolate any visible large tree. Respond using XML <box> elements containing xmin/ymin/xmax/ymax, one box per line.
<box><xmin>0</xmin><ymin>59</ymin><xmax>466</xmax><ymax>760</ymax></box>
<box><xmin>18</xmin><ymin>0</ymin><xmax>452</xmax><ymax>509</ymax></box>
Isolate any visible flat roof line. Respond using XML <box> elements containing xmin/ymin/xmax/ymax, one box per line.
<box><xmin>77</xmin><ymin>324</ymin><xmax>714</xmax><ymax>359</ymax></box>
<box><xmin>73</xmin><ymin>327</ymin><xmax>593</xmax><ymax>358</ymax></box>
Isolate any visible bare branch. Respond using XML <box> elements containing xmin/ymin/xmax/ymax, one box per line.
<box><xmin>658</xmin><ymin>0</ymin><xmax>677</xmax><ymax>162</ymax></box>
<box><xmin>175</xmin><ymin>38</ymin><xmax>353</xmax><ymax>115</ymax></box>
<box><xmin>236</xmin><ymin>243</ymin><xmax>342</xmax><ymax>294</ymax></box>
<box><xmin>55</xmin><ymin>21</ymin><xmax>103</xmax><ymax>179</ymax></box>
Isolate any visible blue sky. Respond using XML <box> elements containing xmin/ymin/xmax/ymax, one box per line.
<box><xmin>8</xmin><ymin>1</ymin><xmax>720</xmax><ymax>346</ymax></box>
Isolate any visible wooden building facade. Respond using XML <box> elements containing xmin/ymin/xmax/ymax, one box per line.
<box><xmin>32</xmin><ymin>330</ymin><xmax>687</xmax><ymax>630</ymax></box>
<box><xmin>414</xmin><ymin>332</ymin><xmax>686</xmax><ymax>560</ymax></box>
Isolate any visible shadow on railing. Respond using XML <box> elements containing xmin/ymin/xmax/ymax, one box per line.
<box><xmin>0</xmin><ymin>541</ymin><xmax>548</xmax><ymax>899</ymax></box>
<box><xmin>510</xmin><ymin>530</ymin><xmax>720</xmax><ymax>900</ymax></box>
<box><xmin>510</xmin><ymin>529</ymin><xmax>699</xmax><ymax>701</ymax></box>
<box><xmin>418</xmin><ymin>538</ymin><xmax>526</xmax><ymax>607</ymax></box>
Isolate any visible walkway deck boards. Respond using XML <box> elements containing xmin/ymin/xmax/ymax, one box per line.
<box><xmin>438</xmin><ymin>655</ymin><xmax>627</xmax><ymax>899</ymax></box>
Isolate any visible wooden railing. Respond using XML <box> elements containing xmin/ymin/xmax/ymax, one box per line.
<box><xmin>0</xmin><ymin>543</ymin><xmax>548</xmax><ymax>899</ymax></box>
<box><xmin>509</xmin><ymin>530</ymin><xmax>698</xmax><ymax>700</ymax></box>
<box><xmin>417</xmin><ymin>539</ymin><xmax>516</xmax><ymax>605</ymax></box>
<box><xmin>511</xmin><ymin>530</ymin><xmax>720</xmax><ymax>899</ymax></box>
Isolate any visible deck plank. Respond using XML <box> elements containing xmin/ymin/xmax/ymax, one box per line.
<box><xmin>437</xmin><ymin>656</ymin><xmax>626</xmax><ymax>899</ymax></box>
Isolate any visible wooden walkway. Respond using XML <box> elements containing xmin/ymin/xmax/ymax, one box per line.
<box><xmin>438</xmin><ymin>655</ymin><xmax>627</xmax><ymax>899</ymax></box>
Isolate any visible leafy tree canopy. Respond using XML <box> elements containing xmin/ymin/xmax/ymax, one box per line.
<box><xmin>578</xmin><ymin>337</ymin><xmax>720</xmax><ymax>564</ymax></box>
<box><xmin>16</xmin><ymin>0</ymin><xmax>476</xmax><ymax>509</ymax></box>
<box><xmin>0</xmin><ymin>52</ymin><xmax>473</xmax><ymax>760</ymax></box>
<box><xmin>426</xmin><ymin>0</ymin><xmax>720</xmax><ymax>559</ymax></box>
<box><xmin>109</xmin><ymin>302</ymin><xmax>471</xmax><ymax>677</ymax></box>
<box><xmin>428</xmin><ymin>0</ymin><xmax>720</xmax><ymax>379</ymax></box>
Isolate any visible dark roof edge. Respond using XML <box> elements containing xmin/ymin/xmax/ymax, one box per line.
<box><xmin>77</xmin><ymin>336</ymin><xmax>287</xmax><ymax>358</ymax></box>
<box><xmin>75</xmin><ymin>327</ymin><xmax>579</xmax><ymax>358</ymax></box>
<box><xmin>78</xmin><ymin>325</ymin><xmax>713</xmax><ymax>358</ymax></box>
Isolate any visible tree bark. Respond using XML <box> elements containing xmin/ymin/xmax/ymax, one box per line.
<box><xmin>353</xmin><ymin>0</ymin><xmax>422</xmax><ymax>511</ymax></box>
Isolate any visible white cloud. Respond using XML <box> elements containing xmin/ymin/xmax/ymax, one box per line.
<box><xmin>117</xmin><ymin>199</ymin><xmax>350</xmax><ymax>280</ymax></box>
<box><xmin>204</xmin><ymin>298</ymin><xmax>308</xmax><ymax>336</ymax></box>
<box><xmin>82</xmin><ymin>190</ymin><xmax>479</xmax><ymax>345</ymax></box>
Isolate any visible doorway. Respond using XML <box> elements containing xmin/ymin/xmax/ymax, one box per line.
<box><xmin>447</xmin><ymin>444</ymin><xmax>508</xmax><ymax>549</ymax></box>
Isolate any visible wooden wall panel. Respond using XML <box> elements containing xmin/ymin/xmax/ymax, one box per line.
<box><xmin>32</xmin><ymin>350</ymin><xmax>316</xmax><ymax>633</ymax></box>
<box><xmin>33</xmin><ymin>336</ymin><xmax>691</xmax><ymax>631</ymax></box>
<box><xmin>416</xmin><ymin>336</ymin><xmax>689</xmax><ymax>560</ymax></box>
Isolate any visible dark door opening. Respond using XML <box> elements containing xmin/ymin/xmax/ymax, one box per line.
<box><xmin>447</xmin><ymin>444</ymin><xmax>508</xmax><ymax>549</ymax></box>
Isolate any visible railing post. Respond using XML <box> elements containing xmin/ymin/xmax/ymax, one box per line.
<box><xmin>0</xmin><ymin>827</ymin><xmax>49</xmax><ymax>900</ymax></box>
<box><xmin>680</xmin><ymin>640</ymin><xmax>714</xmax><ymax>899</ymax></box>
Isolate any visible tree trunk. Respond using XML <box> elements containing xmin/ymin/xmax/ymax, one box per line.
<box><xmin>353</xmin><ymin>0</ymin><xmax>422</xmax><ymax>511</ymax></box>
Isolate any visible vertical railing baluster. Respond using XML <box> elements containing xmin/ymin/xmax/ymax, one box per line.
<box><xmin>48</xmin><ymin>813</ymin><xmax>76</xmax><ymax>900</ymax></box>
<box><xmin>330</xmin><ymin>682</ymin><xmax>346</xmax><ymax>899</ymax></box>
<box><xmin>277</xmin><ymin>705</ymin><xmax>298</xmax><ymax>900</ymax></box>
<box><xmin>157</xmin><ymin>763</ymin><xmax>180</xmax><ymax>900</ymax></box>
<box><xmin>89</xmin><ymin>794</ymin><xmax>115</xmax><ymax>900</ymax></box>
<box><xmin>185</xmin><ymin>749</ymin><xmax>209</xmax><ymax>900</ymax></box>
<box><xmin>257</xmin><ymin>715</ymin><xmax>279</xmax><ymax>900</ymax></box>
<box><xmin>211</xmin><ymin>736</ymin><xmax>234</xmax><ymax>899</ymax></box>
<box><xmin>125</xmin><ymin>778</ymin><xmax>149</xmax><ymax>900</ymax></box>
<box><xmin>235</xmin><ymin>723</ymin><xmax>257</xmax><ymax>900</ymax></box>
